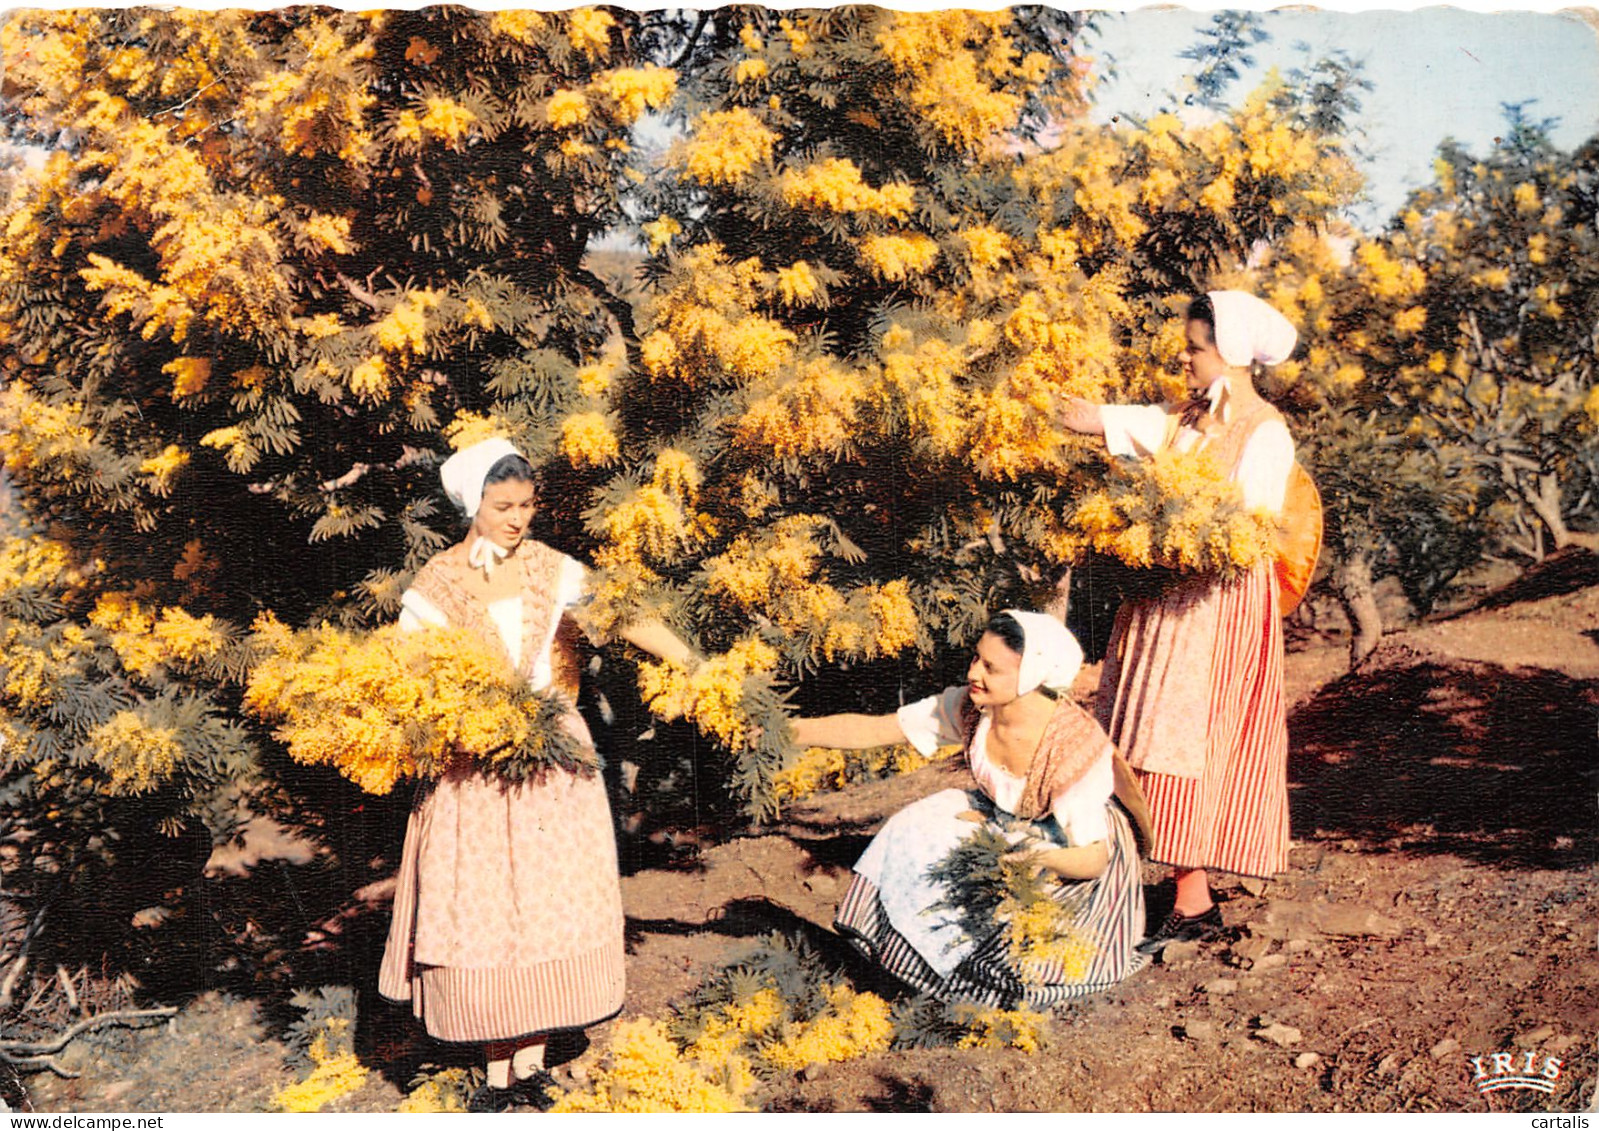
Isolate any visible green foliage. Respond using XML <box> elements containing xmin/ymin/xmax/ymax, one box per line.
<box><xmin>0</xmin><ymin>531</ymin><xmax>259</xmax><ymax>966</ymax></box>
<box><xmin>887</xmin><ymin>994</ymin><xmax>971</xmax><ymax>1049</ymax></box>
<box><xmin>0</xmin><ymin>7</ymin><xmax>671</xmax><ymax>625</ymax></box>
<box><xmin>1394</xmin><ymin>107</ymin><xmax>1599</xmax><ymax>555</ymax></box>
<box><xmin>665</xmin><ymin>932</ymin><xmax>1051</xmax><ymax>1058</ymax></box>
<box><xmin>925</xmin><ymin>824</ymin><xmax>1018</xmax><ymax>943</ymax></box>
<box><xmin>1178</xmin><ymin>11</ymin><xmax>1269</xmax><ymax>110</ymax></box>
<box><xmin>667</xmin><ymin>930</ymin><xmax>841</xmax><ymax>1055</ymax></box>
<box><xmin>284</xmin><ymin>985</ymin><xmax>359</xmax><ymax>1070</ymax></box>
<box><xmin>6</xmin><ymin>4</ymin><xmax>1579</xmax><ymax>854</ymax></box>
<box><xmin>1281</xmin><ymin>46</ymin><xmax>1374</xmax><ymax>145</ymax></box>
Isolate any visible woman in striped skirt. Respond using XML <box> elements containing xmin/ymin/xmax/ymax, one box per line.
<box><xmin>1059</xmin><ymin>290</ymin><xmax>1300</xmax><ymax>953</ymax></box>
<box><xmin>793</xmin><ymin>611</ymin><xmax>1148</xmax><ymax>1009</ymax></box>
<box><xmin>377</xmin><ymin>438</ymin><xmax>696</xmax><ymax>1111</ymax></box>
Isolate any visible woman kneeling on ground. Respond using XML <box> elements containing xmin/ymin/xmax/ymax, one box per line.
<box><xmin>790</xmin><ymin>611</ymin><xmax>1150</xmax><ymax>1009</ymax></box>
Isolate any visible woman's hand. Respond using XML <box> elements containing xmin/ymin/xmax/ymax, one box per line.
<box><xmin>1057</xmin><ymin>397</ymin><xmax>1105</xmax><ymax>436</ymax></box>
<box><xmin>618</xmin><ymin>619</ymin><xmax>699</xmax><ymax>667</ymax></box>
<box><xmin>957</xmin><ymin>809</ymin><xmax>986</xmax><ymax>823</ymax></box>
<box><xmin>784</xmin><ymin>717</ymin><xmax>815</xmax><ymax>749</ymax></box>
<box><xmin>1001</xmin><ymin>846</ymin><xmax>1048</xmax><ymax>880</ymax></box>
<box><xmin>1010</xmin><ymin>840</ymin><xmax>1110</xmax><ymax>881</ymax></box>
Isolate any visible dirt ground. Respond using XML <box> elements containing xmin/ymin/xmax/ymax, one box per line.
<box><xmin>14</xmin><ymin>555</ymin><xmax>1599</xmax><ymax>1113</ymax></box>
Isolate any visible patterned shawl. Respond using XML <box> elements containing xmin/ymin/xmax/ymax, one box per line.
<box><xmin>408</xmin><ymin>538</ymin><xmax>583</xmax><ymax>698</ymax></box>
<box><xmin>959</xmin><ymin>693</ymin><xmax>1152</xmax><ymax>851</ymax></box>
<box><xmin>959</xmin><ymin>695</ymin><xmax>1115</xmax><ymax>821</ymax></box>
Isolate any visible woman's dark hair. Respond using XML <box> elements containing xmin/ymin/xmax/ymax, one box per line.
<box><xmin>984</xmin><ymin>612</ymin><xmax>1027</xmax><ymax>656</ymax></box>
<box><xmin>483</xmin><ymin>452</ymin><xmax>536</xmax><ymax>489</ymax></box>
<box><xmin>1186</xmin><ymin>293</ymin><xmax>1217</xmax><ymax>345</ymax></box>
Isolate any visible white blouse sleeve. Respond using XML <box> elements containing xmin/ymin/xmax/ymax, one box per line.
<box><xmin>397</xmin><ymin>589</ymin><xmax>449</xmax><ymax>633</ymax></box>
<box><xmin>1049</xmin><ymin>749</ymin><xmax>1114</xmax><ymax>847</ymax></box>
<box><xmin>1099</xmin><ymin>404</ymin><xmax>1173</xmax><ymax>459</ymax></box>
<box><xmin>1234</xmin><ymin>419</ymin><xmax>1295</xmax><ymax>514</ymax></box>
<box><xmin>894</xmin><ymin>686</ymin><xmax>968</xmax><ymax>757</ymax></box>
<box><xmin>555</xmin><ymin>554</ymin><xmax>589</xmax><ymax>612</ymax></box>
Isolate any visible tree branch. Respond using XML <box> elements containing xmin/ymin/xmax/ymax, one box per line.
<box><xmin>336</xmin><ymin>272</ymin><xmax>384</xmax><ymax>311</ymax></box>
<box><xmin>152</xmin><ymin>76</ymin><xmax>226</xmax><ymax>118</ymax></box>
<box><xmin>320</xmin><ymin>462</ymin><xmax>371</xmax><ymax>492</ymax></box>
<box><xmin>2</xmin><ymin>1052</ymin><xmax>78</xmax><ymax>1079</ymax></box>
<box><xmin>670</xmin><ymin>10</ymin><xmax>711</xmax><ymax>70</ymax></box>
<box><xmin>570</xmin><ymin>264</ymin><xmax>640</xmax><ymax>371</ymax></box>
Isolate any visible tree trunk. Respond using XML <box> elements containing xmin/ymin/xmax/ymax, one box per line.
<box><xmin>1527</xmin><ymin>472</ymin><xmax>1572</xmax><ymax>551</ymax></box>
<box><xmin>1044</xmin><ymin>566</ymin><xmax>1072</xmax><ymax>623</ymax></box>
<box><xmin>1332</xmin><ymin>550</ymin><xmax>1383</xmax><ymax>668</ymax></box>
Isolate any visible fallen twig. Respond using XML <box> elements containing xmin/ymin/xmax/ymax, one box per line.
<box><xmin>0</xmin><ymin>1006</ymin><xmax>178</xmax><ymax>1059</ymax></box>
<box><xmin>54</xmin><ymin>966</ymin><xmax>78</xmax><ymax>1015</ymax></box>
<box><xmin>2</xmin><ymin>1052</ymin><xmax>78</xmax><ymax>1080</ymax></box>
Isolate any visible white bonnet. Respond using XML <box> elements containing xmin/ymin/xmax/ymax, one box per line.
<box><xmin>1206</xmin><ymin>290</ymin><xmax>1299</xmax><ymax>369</ymax></box>
<box><xmin>440</xmin><ymin>437</ymin><xmax>522</xmax><ymax>519</ymax></box>
<box><xmin>999</xmin><ymin>609</ymin><xmax>1084</xmax><ymax>697</ymax></box>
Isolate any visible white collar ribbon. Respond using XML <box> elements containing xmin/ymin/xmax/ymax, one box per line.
<box><xmin>468</xmin><ymin>536</ymin><xmax>510</xmax><ymax>578</ymax></box>
<box><xmin>1205</xmin><ymin>376</ymin><xmax>1232</xmax><ymax>423</ymax></box>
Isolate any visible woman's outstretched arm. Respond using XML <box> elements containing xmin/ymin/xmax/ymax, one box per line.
<box><xmin>790</xmin><ymin>713</ymin><xmax>907</xmax><ymax>751</ymax></box>
<box><xmin>617</xmin><ymin>619</ymin><xmax>698</xmax><ymax>666</ymax></box>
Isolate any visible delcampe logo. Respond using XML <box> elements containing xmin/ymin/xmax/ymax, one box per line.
<box><xmin>1468</xmin><ymin>1052</ymin><xmax>1564</xmax><ymax>1095</ymax></box>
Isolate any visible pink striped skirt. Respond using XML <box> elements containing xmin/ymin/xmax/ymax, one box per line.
<box><xmin>1100</xmin><ymin>562</ymin><xmax>1289</xmax><ymax>878</ymax></box>
<box><xmin>378</xmin><ymin>751</ymin><xmax>625</xmax><ymax>1042</ymax></box>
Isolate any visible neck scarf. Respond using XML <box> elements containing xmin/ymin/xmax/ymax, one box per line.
<box><xmin>1177</xmin><ymin>375</ymin><xmax>1235</xmax><ymax>432</ymax></box>
<box><xmin>467</xmin><ymin>536</ymin><xmax>510</xmax><ymax>578</ymax></box>
<box><xmin>1012</xmin><ymin>698</ymin><xmax>1118</xmax><ymax>823</ymax></box>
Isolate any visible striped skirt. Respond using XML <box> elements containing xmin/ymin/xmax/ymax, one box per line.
<box><xmin>378</xmin><ymin>748</ymin><xmax>625</xmax><ymax>1042</ymax></box>
<box><xmin>1105</xmin><ymin>561</ymin><xmax>1289</xmax><ymax>878</ymax></box>
<box><xmin>834</xmin><ymin>795</ymin><xmax>1146</xmax><ymax>1010</ymax></box>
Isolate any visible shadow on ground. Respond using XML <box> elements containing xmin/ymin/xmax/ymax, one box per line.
<box><xmin>1288</xmin><ymin>648</ymin><xmax>1598</xmax><ymax>869</ymax></box>
<box><xmin>1446</xmin><ymin>547</ymin><xmax>1599</xmax><ymax>616</ymax></box>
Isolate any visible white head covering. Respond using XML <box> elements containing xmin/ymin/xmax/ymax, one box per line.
<box><xmin>998</xmin><ymin>610</ymin><xmax>1084</xmax><ymax>697</ymax></box>
<box><xmin>440</xmin><ymin>437</ymin><xmax>525</xmax><ymax>577</ymax></box>
<box><xmin>1207</xmin><ymin>290</ymin><xmax>1299</xmax><ymax>369</ymax></box>
<box><xmin>440</xmin><ymin>436</ymin><xmax>521</xmax><ymax>519</ymax></box>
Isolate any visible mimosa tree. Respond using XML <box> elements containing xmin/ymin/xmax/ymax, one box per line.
<box><xmin>573</xmin><ymin>9</ymin><xmax>1363</xmax><ymax>813</ymax></box>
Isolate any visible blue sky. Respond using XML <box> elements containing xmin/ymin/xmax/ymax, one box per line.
<box><xmin>1082</xmin><ymin>6</ymin><xmax>1599</xmax><ymax>228</ymax></box>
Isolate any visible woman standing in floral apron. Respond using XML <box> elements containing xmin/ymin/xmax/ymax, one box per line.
<box><xmin>1059</xmin><ymin>291</ymin><xmax>1300</xmax><ymax>953</ymax></box>
<box><xmin>378</xmin><ymin>437</ymin><xmax>694</xmax><ymax>1110</ymax></box>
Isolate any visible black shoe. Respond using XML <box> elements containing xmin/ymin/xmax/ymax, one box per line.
<box><xmin>1136</xmin><ymin>905</ymin><xmax>1224</xmax><ymax>955</ymax></box>
<box><xmin>467</xmin><ymin>1070</ymin><xmax>558</xmax><ymax>1113</ymax></box>
<box><xmin>468</xmin><ymin>1085</ymin><xmax>513</xmax><ymax>1114</ymax></box>
<box><xmin>507</xmin><ymin>1069</ymin><xmax>559</xmax><ymax>1112</ymax></box>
